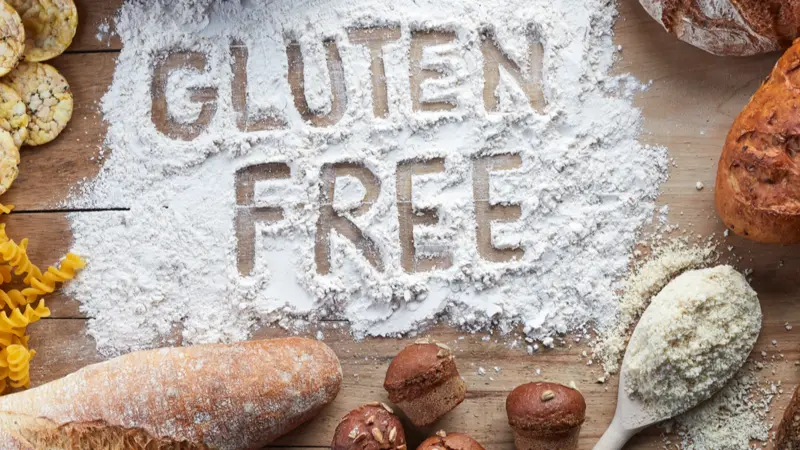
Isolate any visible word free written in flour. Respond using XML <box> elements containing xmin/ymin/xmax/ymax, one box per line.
<box><xmin>156</xmin><ymin>28</ymin><xmax>545</xmax><ymax>276</ymax></box>
<box><xmin>71</xmin><ymin>0</ymin><xmax>667</xmax><ymax>353</ymax></box>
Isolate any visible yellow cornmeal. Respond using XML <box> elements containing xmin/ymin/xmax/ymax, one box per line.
<box><xmin>623</xmin><ymin>266</ymin><xmax>761</xmax><ymax>418</ymax></box>
<box><xmin>5</xmin><ymin>62</ymin><xmax>72</xmax><ymax>146</ymax></box>
<box><xmin>6</xmin><ymin>0</ymin><xmax>77</xmax><ymax>62</ymax></box>
<box><xmin>0</xmin><ymin>2</ymin><xmax>24</xmax><ymax>77</ymax></box>
<box><xmin>0</xmin><ymin>130</ymin><xmax>18</xmax><ymax>195</ymax></box>
<box><xmin>0</xmin><ymin>83</ymin><xmax>29</xmax><ymax>149</ymax></box>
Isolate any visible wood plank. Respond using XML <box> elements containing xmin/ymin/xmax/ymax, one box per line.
<box><xmin>69</xmin><ymin>0</ymin><xmax>124</xmax><ymax>53</ymax></box>
<box><xmin>22</xmin><ymin>319</ymin><xmax>800</xmax><ymax>449</ymax></box>
<box><xmin>4</xmin><ymin>52</ymin><xmax>114</xmax><ymax>211</ymax></box>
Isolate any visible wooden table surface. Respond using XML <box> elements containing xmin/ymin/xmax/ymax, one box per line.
<box><xmin>7</xmin><ymin>0</ymin><xmax>800</xmax><ymax>448</ymax></box>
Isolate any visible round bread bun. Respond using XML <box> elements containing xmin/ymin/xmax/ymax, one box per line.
<box><xmin>506</xmin><ymin>382</ymin><xmax>586</xmax><ymax>435</ymax></box>
<box><xmin>331</xmin><ymin>403</ymin><xmax>406</xmax><ymax>450</ymax></box>
<box><xmin>417</xmin><ymin>431</ymin><xmax>485</xmax><ymax>450</ymax></box>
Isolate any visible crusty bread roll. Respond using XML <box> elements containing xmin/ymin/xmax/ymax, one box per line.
<box><xmin>0</xmin><ymin>338</ymin><xmax>342</xmax><ymax>450</ymax></box>
<box><xmin>776</xmin><ymin>384</ymin><xmax>800</xmax><ymax>449</ymax></box>
<box><xmin>639</xmin><ymin>0</ymin><xmax>800</xmax><ymax>56</ymax></box>
<box><xmin>383</xmin><ymin>341</ymin><xmax>465</xmax><ymax>427</ymax></box>
<box><xmin>506</xmin><ymin>382</ymin><xmax>586</xmax><ymax>450</ymax></box>
<box><xmin>716</xmin><ymin>39</ymin><xmax>800</xmax><ymax>243</ymax></box>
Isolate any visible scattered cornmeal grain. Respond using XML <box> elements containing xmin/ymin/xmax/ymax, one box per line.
<box><xmin>593</xmin><ymin>241</ymin><xmax>715</xmax><ymax>374</ymax></box>
<box><xmin>624</xmin><ymin>266</ymin><xmax>762</xmax><ymax>418</ymax></box>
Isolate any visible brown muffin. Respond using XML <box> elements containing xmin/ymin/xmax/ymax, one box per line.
<box><xmin>506</xmin><ymin>382</ymin><xmax>586</xmax><ymax>450</ymax></box>
<box><xmin>383</xmin><ymin>340</ymin><xmax>466</xmax><ymax>427</ymax></box>
<box><xmin>332</xmin><ymin>403</ymin><xmax>407</xmax><ymax>450</ymax></box>
<box><xmin>417</xmin><ymin>430</ymin><xmax>485</xmax><ymax>450</ymax></box>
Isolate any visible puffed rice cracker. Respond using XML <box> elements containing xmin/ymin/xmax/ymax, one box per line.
<box><xmin>0</xmin><ymin>2</ymin><xmax>24</xmax><ymax>76</ymax></box>
<box><xmin>0</xmin><ymin>82</ymin><xmax>29</xmax><ymax>148</ymax></box>
<box><xmin>0</xmin><ymin>129</ymin><xmax>19</xmax><ymax>194</ymax></box>
<box><xmin>7</xmin><ymin>0</ymin><xmax>77</xmax><ymax>62</ymax></box>
<box><xmin>5</xmin><ymin>61</ymin><xmax>72</xmax><ymax>146</ymax></box>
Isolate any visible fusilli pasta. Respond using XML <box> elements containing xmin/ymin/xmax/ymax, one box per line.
<box><xmin>5</xmin><ymin>345</ymin><xmax>34</xmax><ymax>388</ymax></box>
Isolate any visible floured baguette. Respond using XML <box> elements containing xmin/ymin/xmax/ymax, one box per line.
<box><xmin>0</xmin><ymin>337</ymin><xmax>342</xmax><ymax>450</ymax></box>
<box><xmin>716</xmin><ymin>39</ymin><xmax>800</xmax><ymax>243</ymax></box>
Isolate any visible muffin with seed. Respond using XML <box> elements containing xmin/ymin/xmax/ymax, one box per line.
<box><xmin>331</xmin><ymin>403</ymin><xmax>406</xmax><ymax>450</ymax></box>
<box><xmin>506</xmin><ymin>382</ymin><xmax>586</xmax><ymax>450</ymax></box>
<box><xmin>417</xmin><ymin>430</ymin><xmax>485</xmax><ymax>450</ymax></box>
<box><xmin>383</xmin><ymin>340</ymin><xmax>466</xmax><ymax>427</ymax></box>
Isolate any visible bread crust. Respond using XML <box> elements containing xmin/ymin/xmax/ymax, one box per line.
<box><xmin>417</xmin><ymin>432</ymin><xmax>485</xmax><ymax>450</ymax></box>
<box><xmin>506</xmin><ymin>382</ymin><xmax>586</xmax><ymax>435</ymax></box>
<box><xmin>777</xmin><ymin>385</ymin><xmax>800</xmax><ymax>449</ymax></box>
<box><xmin>383</xmin><ymin>342</ymin><xmax>459</xmax><ymax>403</ymax></box>
<box><xmin>331</xmin><ymin>404</ymin><xmax>406</xmax><ymax>450</ymax></box>
<box><xmin>716</xmin><ymin>39</ymin><xmax>800</xmax><ymax>243</ymax></box>
<box><xmin>0</xmin><ymin>338</ymin><xmax>342</xmax><ymax>450</ymax></box>
<box><xmin>639</xmin><ymin>0</ymin><xmax>800</xmax><ymax>55</ymax></box>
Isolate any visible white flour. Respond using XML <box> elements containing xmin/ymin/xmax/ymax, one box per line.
<box><xmin>68</xmin><ymin>0</ymin><xmax>669</xmax><ymax>355</ymax></box>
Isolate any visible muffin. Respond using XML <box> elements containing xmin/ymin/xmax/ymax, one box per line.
<box><xmin>383</xmin><ymin>340</ymin><xmax>466</xmax><ymax>427</ymax></box>
<box><xmin>417</xmin><ymin>430</ymin><xmax>485</xmax><ymax>450</ymax></box>
<box><xmin>506</xmin><ymin>382</ymin><xmax>586</xmax><ymax>450</ymax></box>
<box><xmin>332</xmin><ymin>403</ymin><xmax>407</xmax><ymax>450</ymax></box>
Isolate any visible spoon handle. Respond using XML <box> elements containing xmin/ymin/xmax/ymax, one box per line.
<box><xmin>593</xmin><ymin>416</ymin><xmax>638</xmax><ymax>450</ymax></box>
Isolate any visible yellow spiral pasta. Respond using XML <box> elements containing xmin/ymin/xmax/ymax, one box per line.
<box><xmin>0</xmin><ymin>289</ymin><xmax>35</xmax><ymax>310</ymax></box>
<box><xmin>0</xmin><ymin>239</ymin><xmax>42</xmax><ymax>285</ymax></box>
<box><xmin>6</xmin><ymin>344</ymin><xmax>34</xmax><ymax>388</ymax></box>
<box><xmin>0</xmin><ymin>265</ymin><xmax>11</xmax><ymax>283</ymax></box>
<box><xmin>0</xmin><ymin>204</ymin><xmax>13</xmax><ymax>215</ymax></box>
<box><xmin>0</xmin><ymin>300</ymin><xmax>49</xmax><ymax>333</ymax></box>
<box><xmin>25</xmin><ymin>253</ymin><xmax>84</xmax><ymax>296</ymax></box>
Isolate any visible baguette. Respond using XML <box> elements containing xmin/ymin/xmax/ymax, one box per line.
<box><xmin>0</xmin><ymin>337</ymin><xmax>342</xmax><ymax>450</ymax></box>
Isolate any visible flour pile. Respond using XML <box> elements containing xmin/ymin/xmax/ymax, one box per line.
<box><xmin>67</xmin><ymin>0</ymin><xmax>669</xmax><ymax>355</ymax></box>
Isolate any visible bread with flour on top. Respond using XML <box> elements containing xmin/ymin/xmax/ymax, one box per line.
<box><xmin>0</xmin><ymin>338</ymin><xmax>342</xmax><ymax>450</ymax></box>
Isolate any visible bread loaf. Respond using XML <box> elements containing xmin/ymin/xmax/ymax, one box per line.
<box><xmin>776</xmin><ymin>384</ymin><xmax>800</xmax><ymax>449</ymax></box>
<box><xmin>0</xmin><ymin>338</ymin><xmax>342</xmax><ymax>450</ymax></box>
<box><xmin>715</xmin><ymin>39</ymin><xmax>800</xmax><ymax>243</ymax></box>
<box><xmin>639</xmin><ymin>0</ymin><xmax>800</xmax><ymax>56</ymax></box>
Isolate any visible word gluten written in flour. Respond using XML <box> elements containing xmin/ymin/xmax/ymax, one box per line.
<box><xmin>151</xmin><ymin>27</ymin><xmax>545</xmax><ymax>276</ymax></box>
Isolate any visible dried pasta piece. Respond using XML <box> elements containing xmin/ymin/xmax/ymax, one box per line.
<box><xmin>6</xmin><ymin>0</ymin><xmax>77</xmax><ymax>62</ymax></box>
<box><xmin>25</xmin><ymin>253</ymin><xmax>83</xmax><ymax>296</ymax></box>
<box><xmin>5</xmin><ymin>62</ymin><xmax>72</xmax><ymax>146</ymax></box>
<box><xmin>0</xmin><ymin>2</ymin><xmax>24</xmax><ymax>77</ymax></box>
<box><xmin>6</xmin><ymin>344</ymin><xmax>34</xmax><ymax>388</ymax></box>
<box><xmin>0</xmin><ymin>238</ymin><xmax>42</xmax><ymax>284</ymax></box>
<box><xmin>0</xmin><ymin>203</ymin><xmax>14</xmax><ymax>214</ymax></box>
<box><xmin>0</xmin><ymin>84</ymin><xmax>28</xmax><ymax>148</ymax></box>
<box><xmin>0</xmin><ymin>289</ymin><xmax>35</xmax><ymax>310</ymax></box>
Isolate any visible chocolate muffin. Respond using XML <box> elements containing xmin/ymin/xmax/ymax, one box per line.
<box><xmin>506</xmin><ymin>382</ymin><xmax>586</xmax><ymax>450</ymax></box>
<box><xmin>417</xmin><ymin>431</ymin><xmax>485</xmax><ymax>450</ymax></box>
<box><xmin>383</xmin><ymin>340</ymin><xmax>466</xmax><ymax>427</ymax></box>
<box><xmin>332</xmin><ymin>403</ymin><xmax>407</xmax><ymax>450</ymax></box>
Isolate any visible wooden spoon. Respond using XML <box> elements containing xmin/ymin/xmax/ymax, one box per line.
<box><xmin>592</xmin><ymin>348</ymin><xmax>671</xmax><ymax>449</ymax></box>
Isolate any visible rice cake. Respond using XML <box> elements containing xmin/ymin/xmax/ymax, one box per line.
<box><xmin>0</xmin><ymin>2</ymin><xmax>24</xmax><ymax>76</ymax></box>
<box><xmin>7</xmin><ymin>0</ymin><xmax>77</xmax><ymax>62</ymax></box>
<box><xmin>0</xmin><ymin>83</ymin><xmax>29</xmax><ymax>149</ymax></box>
<box><xmin>5</xmin><ymin>61</ymin><xmax>72</xmax><ymax>146</ymax></box>
<box><xmin>0</xmin><ymin>129</ymin><xmax>19</xmax><ymax>195</ymax></box>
